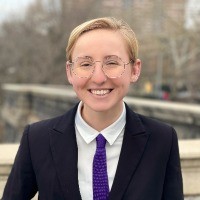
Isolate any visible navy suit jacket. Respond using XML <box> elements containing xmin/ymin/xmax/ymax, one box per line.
<box><xmin>2</xmin><ymin>104</ymin><xmax>183</xmax><ymax>200</ymax></box>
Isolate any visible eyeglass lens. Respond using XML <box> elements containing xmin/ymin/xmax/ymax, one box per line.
<box><xmin>71</xmin><ymin>55</ymin><xmax>127</xmax><ymax>78</ymax></box>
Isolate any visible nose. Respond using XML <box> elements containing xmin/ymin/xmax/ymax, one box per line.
<box><xmin>90</xmin><ymin>61</ymin><xmax>107</xmax><ymax>84</ymax></box>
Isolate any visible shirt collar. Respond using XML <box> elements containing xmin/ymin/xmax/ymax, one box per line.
<box><xmin>75</xmin><ymin>101</ymin><xmax>126</xmax><ymax>145</ymax></box>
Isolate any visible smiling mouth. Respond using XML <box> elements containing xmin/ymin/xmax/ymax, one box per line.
<box><xmin>89</xmin><ymin>89</ymin><xmax>113</xmax><ymax>96</ymax></box>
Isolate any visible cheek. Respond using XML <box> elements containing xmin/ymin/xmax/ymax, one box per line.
<box><xmin>120</xmin><ymin>71</ymin><xmax>133</xmax><ymax>85</ymax></box>
<box><xmin>112</xmin><ymin>77</ymin><xmax>131</xmax><ymax>91</ymax></box>
<box><xmin>71</xmin><ymin>78</ymin><xmax>88</xmax><ymax>90</ymax></box>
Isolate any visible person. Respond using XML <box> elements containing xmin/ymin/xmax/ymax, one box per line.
<box><xmin>2</xmin><ymin>17</ymin><xmax>183</xmax><ymax>200</ymax></box>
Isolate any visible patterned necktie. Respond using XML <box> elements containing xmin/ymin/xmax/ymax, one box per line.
<box><xmin>93</xmin><ymin>134</ymin><xmax>109</xmax><ymax>200</ymax></box>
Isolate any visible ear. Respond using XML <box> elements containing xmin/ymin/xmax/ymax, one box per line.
<box><xmin>130</xmin><ymin>59</ymin><xmax>141</xmax><ymax>83</ymax></box>
<box><xmin>66</xmin><ymin>61</ymin><xmax>73</xmax><ymax>84</ymax></box>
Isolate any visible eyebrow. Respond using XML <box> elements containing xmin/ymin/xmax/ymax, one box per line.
<box><xmin>74</xmin><ymin>56</ymin><xmax>93</xmax><ymax>60</ymax></box>
<box><xmin>77</xmin><ymin>55</ymin><xmax>119</xmax><ymax>60</ymax></box>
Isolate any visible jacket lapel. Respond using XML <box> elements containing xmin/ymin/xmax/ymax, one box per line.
<box><xmin>109</xmin><ymin>105</ymin><xmax>150</xmax><ymax>200</ymax></box>
<box><xmin>48</xmin><ymin>103</ymin><xmax>150</xmax><ymax>200</ymax></box>
<box><xmin>49</xmin><ymin>105</ymin><xmax>82</xmax><ymax>200</ymax></box>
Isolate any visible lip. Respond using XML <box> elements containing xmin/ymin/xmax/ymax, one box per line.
<box><xmin>88</xmin><ymin>89</ymin><xmax>113</xmax><ymax>96</ymax></box>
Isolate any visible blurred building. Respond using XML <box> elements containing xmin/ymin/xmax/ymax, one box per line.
<box><xmin>100</xmin><ymin>0</ymin><xmax>200</xmax><ymax>101</ymax></box>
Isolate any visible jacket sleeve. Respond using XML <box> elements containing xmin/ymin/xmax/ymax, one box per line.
<box><xmin>2</xmin><ymin>125</ymin><xmax>38</xmax><ymax>200</ymax></box>
<box><xmin>162</xmin><ymin>128</ymin><xmax>184</xmax><ymax>200</ymax></box>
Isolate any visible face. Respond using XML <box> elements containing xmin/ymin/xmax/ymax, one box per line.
<box><xmin>66</xmin><ymin>29</ymin><xmax>141</xmax><ymax>116</ymax></box>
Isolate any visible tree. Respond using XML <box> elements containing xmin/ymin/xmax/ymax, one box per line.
<box><xmin>0</xmin><ymin>0</ymin><xmax>199</xmax><ymax>102</ymax></box>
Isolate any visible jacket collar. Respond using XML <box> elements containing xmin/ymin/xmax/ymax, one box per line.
<box><xmin>109</xmin><ymin>104</ymin><xmax>150</xmax><ymax>199</ymax></box>
<box><xmin>50</xmin><ymin>103</ymin><xmax>150</xmax><ymax>200</ymax></box>
<box><xmin>50</xmin><ymin>104</ymin><xmax>82</xmax><ymax>199</ymax></box>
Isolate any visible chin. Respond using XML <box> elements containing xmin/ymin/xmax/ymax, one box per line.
<box><xmin>88</xmin><ymin>102</ymin><xmax>121</xmax><ymax>113</ymax></box>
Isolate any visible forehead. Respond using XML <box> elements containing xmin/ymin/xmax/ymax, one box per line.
<box><xmin>78</xmin><ymin>29</ymin><xmax>125</xmax><ymax>42</ymax></box>
<box><xmin>71</xmin><ymin>29</ymin><xmax>128</xmax><ymax>59</ymax></box>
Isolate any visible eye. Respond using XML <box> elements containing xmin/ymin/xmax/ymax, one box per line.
<box><xmin>106</xmin><ymin>60</ymin><xmax>119</xmax><ymax>66</ymax></box>
<box><xmin>80</xmin><ymin>62</ymin><xmax>92</xmax><ymax>67</ymax></box>
<box><xmin>77</xmin><ymin>59</ymin><xmax>93</xmax><ymax>69</ymax></box>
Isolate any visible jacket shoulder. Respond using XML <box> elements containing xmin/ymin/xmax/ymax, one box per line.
<box><xmin>137</xmin><ymin>113</ymin><xmax>178</xmax><ymax>147</ymax></box>
<box><xmin>125</xmin><ymin>104</ymin><xmax>177</xmax><ymax>144</ymax></box>
<box><xmin>138</xmin><ymin>113</ymin><xmax>173</xmax><ymax>131</ymax></box>
<box><xmin>26</xmin><ymin>104</ymin><xmax>78</xmax><ymax>137</ymax></box>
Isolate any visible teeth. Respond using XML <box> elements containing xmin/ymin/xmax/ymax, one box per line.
<box><xmin>91</xmin><ymin>89</ymin><xmax>110</xmax><ymax>95</ymax></box>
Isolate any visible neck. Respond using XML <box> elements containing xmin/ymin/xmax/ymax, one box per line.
<box><xmin>81</xmin><ymin>103</ymin><xmax>123</xmax><ymax>132</ymax></box>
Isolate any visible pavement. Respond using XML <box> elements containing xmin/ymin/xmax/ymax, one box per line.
<box><xmin>0</xmin><ymin>177</ymin><xmax>6</xmax><ymax>198</ymax></box>
<box><xmin>0</xmin><ymin>143</ymin><xmax>200</xmax><ymax>199</ymax></box>
<box><xmin>185</xmin><ymin>197</ymin><xmax>200</xmax><ymax>200</ymax></box>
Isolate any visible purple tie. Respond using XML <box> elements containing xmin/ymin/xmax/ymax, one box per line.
<box><xmin>93</xmin><ymin>134</ymin><xmax>109</xmax><ymax>200</ymax></box>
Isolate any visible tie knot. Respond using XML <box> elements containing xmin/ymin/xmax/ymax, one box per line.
<box><xmin>96</xmin><ymin>134</ymin><xmax>106</xmax><ymax>148</ymax></box>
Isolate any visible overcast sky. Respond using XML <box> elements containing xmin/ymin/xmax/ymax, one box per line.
<box><xmin>0</xmin><ymin>0</ymin><xmax>200</xmax><ymax>28</ymax></box>
<box><xmin>0</xmin><ymin>0</ymin><xmax>34</xmax><ymax>22</ymax></box>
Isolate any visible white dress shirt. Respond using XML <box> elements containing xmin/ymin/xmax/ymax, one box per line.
<box><xmin>75</xmin><ymin>102</ymin><xmax>126</xmax><ymax>200</ymax></box>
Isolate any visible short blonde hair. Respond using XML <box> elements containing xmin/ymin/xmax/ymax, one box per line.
<box><xmin>66</xmin><ymin>17</ymin><xmax>139</xmax><ymax>62</ymax></box>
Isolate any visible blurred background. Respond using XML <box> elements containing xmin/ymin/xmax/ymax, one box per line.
<box><xmin>0</xmin><ymin>0</ymin><xmax>199</xmax><ymax>101</ymax></box>
<box><xmin>0</xmin><ymin>0</ymin><xmax>200</xmax><ymax>198</ymax></box>
<box><xmin>1</xmin><ymin>0</ymin><xmax>200</xmax><ymax>140</ymax></box>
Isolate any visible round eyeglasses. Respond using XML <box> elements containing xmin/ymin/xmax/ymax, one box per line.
<box><xmin>68</xmin><ymin>55</ymin><xmax>133</xmax><ymax>78</ymax></box>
